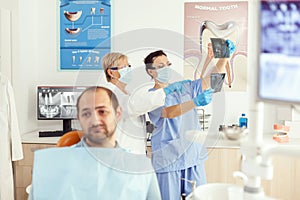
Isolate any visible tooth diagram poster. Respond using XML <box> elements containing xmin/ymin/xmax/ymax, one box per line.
<box><xmin>60</xmin><ymin>0</ymin><xmax>111</xmax><ymax>70</ymax></box>
<box><xmin>184</xmin><ymin>1</ymin><xmax>248</xmax><ymax>91</ymax></box>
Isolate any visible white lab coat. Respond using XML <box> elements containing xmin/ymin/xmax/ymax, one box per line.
<box><xmin>0</xmin><ymin>73</ymin><xmax>23</xmax><ymax>200</ymax></box>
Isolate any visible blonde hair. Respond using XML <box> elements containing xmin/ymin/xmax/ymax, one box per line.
<box><xmin>102</xmin><ymin>52</ymin><xmax>127</xmax><ymax>82</ymax></box>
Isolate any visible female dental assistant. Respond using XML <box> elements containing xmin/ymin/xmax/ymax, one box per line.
<box><xmin>102</xmin><ymin>53</ymin><xmax>148</xmax><ymax>154</ymax></box>
<box><xmin>144</xmin><ymin>50</ymin><xmax>213</xmax><ymax>200</ymax></box>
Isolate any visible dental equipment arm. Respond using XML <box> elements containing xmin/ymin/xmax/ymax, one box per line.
<box><xmin>261</xmin><ymin>145</ymin><xmax>300</xmax><ymax>167</ymax></box>
<box><xmin>181</xmin><ymin>178</ymin><xmax>196</xmax><ymax>197</ymax></box>
<box><xmin>237</xmin><ymin>2</ymin><xmax>294</xmax><ymax>199</ymax></box>
<box><xmin>237</xmin><ymin>1</ymin><xmax>268</xmax><ymax>197</ymax></box>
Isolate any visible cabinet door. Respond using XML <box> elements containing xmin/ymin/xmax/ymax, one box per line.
<box><xmin>14</xmin><ymin>143</ymin><xmax>56</xmax><ymax>200</ymax></box>
<box><xmin>205</xmin><ymin>148</ymin><xmax>300</xmax><ymax>200</ymax></box>
<box><xmin>205</xmin><ymin>148</ymin><xmax>242</xmax><ymax>184</ymax></box>
<box><xmin>261</xmin><ymin>155</ymin><xmax>300</xmax><ymax>200</ymax></box>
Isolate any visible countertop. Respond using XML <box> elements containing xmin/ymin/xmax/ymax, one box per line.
<box><xmin>22</xmin><ymin>131</ymin><xmax>60</xmax><ymax>144</ymax></box>
<box><xmin>22</xmin><ymin>130</ymin><xmax>300</xmax><ymax>148</ymax></box>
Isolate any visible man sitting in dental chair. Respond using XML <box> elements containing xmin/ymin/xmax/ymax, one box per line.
<box><xmin>29</xmin><ymin>86</ymin><xmax>161</xmax><ymax>200</ymax></box>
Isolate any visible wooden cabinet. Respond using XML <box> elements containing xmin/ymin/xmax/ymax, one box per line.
<box><xmin>261</xmin><ymin>155</ymin><xmax>300</xmax><ymax>200</ymax></box>
<box><xmin>205</xmin><ymin>148</ymin><xmax>242</xmax><ymax>184</ymax></box>
<box><xmin>13</xmin><ymin>143</ymin><xmax>56</xmax><ymax>200</ymax></box>
<box><xmin>205</xmin><ymin>148</ymin><xmax>300</xmax><ymax>200</ymax></box>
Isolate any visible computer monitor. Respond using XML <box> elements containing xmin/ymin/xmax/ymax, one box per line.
<box><xmin>37</xmin><ymin>86</ymin><xmax>87</xmax><ymax>132</ymax></box>
<box><xmin>258</xmin><ymin>0</ymin><xmax>300</xmax><ymax>104</ymax></box>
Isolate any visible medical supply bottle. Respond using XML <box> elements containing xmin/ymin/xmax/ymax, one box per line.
<box><xmin>239</xmin><ymin>113</ymin><xmax>248</xmax><ymax>128</ymax></box>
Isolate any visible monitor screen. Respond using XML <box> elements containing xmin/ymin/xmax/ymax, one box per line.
<box><xmin>37</xmin><ymin>86</ymin><xmax>87</xmax><ymax>131</ymax></box>
<box><xmin>258</xmin><ymin>0</ymin><xmax>300</xmax><ymax>104</ymax></box>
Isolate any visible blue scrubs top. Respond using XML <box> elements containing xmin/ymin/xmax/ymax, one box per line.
<box><xmin>148</xmin><ymin>79</ymin><xmax>208</xmax><ymax>173</ymax></box>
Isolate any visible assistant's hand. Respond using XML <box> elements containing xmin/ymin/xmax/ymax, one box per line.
<box><xmin>193</xmin><ymin>88</ymin><xmax>213</xmax><ymax>106</ymax></box>
<box><xmin>163</xmin><ymin>80</ymin><xmax>191</xmax><ymax>95</ymax></box>
<box><xmin>226</xmin><ymin>39</ymin><xmax>236</xmax><ymax>56</ymax></box>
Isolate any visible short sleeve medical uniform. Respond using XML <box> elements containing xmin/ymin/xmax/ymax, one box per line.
<box><xmin>148</xmin><ymin>79</ymin><xmax>208</xmax><ymax>200</ymax></box>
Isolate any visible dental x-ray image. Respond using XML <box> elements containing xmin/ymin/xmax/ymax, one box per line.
<box><xmin>211</xmin><ymin>73</ymin><xmax>226</xmax><ymax>93</ymax></box>
<box><xmin>38</xmin><ymin>92</ymin><xmax>61</xmax><ymax>118</ymax></box>
<box><xmin>37</xmin><ymin>86</ymin><xmax>85</xmax><ymax>119</ymax></box>
<box><xmin>61</xmin><ymin>92</ymin><xmax>78</xmax><ymax>118</ymax></box>
<box><xmin>261</xmin><ymin>1</ymin><xmax>300</xmax><ymax>56</ymax></box>
<box><xmin>210</xmin><ymin>38</ymin><xmax>230</xmax><ymax>58</ymax></box>
<box><xmin>259</xmin><ymin>0</ymin><xmax>300</xmax><ymax>103</ymax></box>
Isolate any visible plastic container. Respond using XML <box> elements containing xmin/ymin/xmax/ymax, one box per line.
<box><xmin>239</xmin><ymin>113</ymin><xmax>248</xmax><ymax>128</ymax></box>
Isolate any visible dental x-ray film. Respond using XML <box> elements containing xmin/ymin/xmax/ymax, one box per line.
<box><xmin>210</xmin><ymin>38</ymin><xmax>229</xmax><ymax>58</ymax></box>
<box><xmin>210</xmin><ymin>73</ymin><xmax>225</xmax><ymax>93</ymax></box>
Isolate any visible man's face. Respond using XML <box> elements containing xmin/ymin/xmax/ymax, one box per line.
<box><xmin>77</xmin><ymin>89</ymin><xmax>121</xmax><ymax>146</ymax></box>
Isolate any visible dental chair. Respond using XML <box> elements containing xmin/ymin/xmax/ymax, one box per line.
<box><xmin>56</xmin><ymin>130</ymin><xmax>84</xmax><ymax>147</ymax></box>
<box><xmin>26</xmin><ymin>130</ymin><xmax>84</xmax><ymax>199</ymax></box>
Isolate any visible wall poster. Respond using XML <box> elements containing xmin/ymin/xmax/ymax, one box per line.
<box><xmin>184</xmin><ymin>1</ymin><xmax>248</xmax><ymax>91</ymax></box>
<box><xmin>60</xmin><ymin>0</ymin><xmax>111</xmax><ymax>70</ymax></box>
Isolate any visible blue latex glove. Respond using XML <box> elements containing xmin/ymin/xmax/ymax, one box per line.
<box><xmin>163</xmin><ymin>80</ymin><xmax>191</xmax><ymax>95</ymax></box>
<box><xmin>226</xmin><ymin>39</ymin><xmax>236</xmax><ymax>56</ymax></box>
<box><xmin>193</xmin><ymin>88</ymin><xmax>213</xmax><ymax>106</ymax></box>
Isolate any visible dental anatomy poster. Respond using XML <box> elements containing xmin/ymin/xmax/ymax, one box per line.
<box><xmin>60</xmin><ymin>0</ymin><xmax>111</xmax><ymax>70</ymax></box>
<box><xmin>184</xmin><ymin>1</ymin><xmax>248</xmax><ymax>91</ymax></box>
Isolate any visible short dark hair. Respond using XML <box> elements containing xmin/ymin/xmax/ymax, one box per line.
<box><xmin>144</xmin><ymin>50</ymin><xmax>167</xmax><ymax>77</ymax></box>
<box><xmin>76</xmin><ymin>86</ymin><xmax>119</xmax><ymax>112</ymax></box>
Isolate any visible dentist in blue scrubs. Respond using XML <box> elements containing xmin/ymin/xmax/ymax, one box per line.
<box><xmin>144</xmin><ymin>50</ymin><xmax>213</xmax><ymax>200</ymax></box>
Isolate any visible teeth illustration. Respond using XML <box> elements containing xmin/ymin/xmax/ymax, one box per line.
<box><xmin>65</xmin><ymin>28</ymin><xmax>81</xmax><ymax>34</ymax></box>
<box><xmin>91</xmin><ymin>8</ymin><xmax>96</xmax><ymax>15</ymax></box>
<box><xmin>94</xmin><ymin>56</ymin><xmax>100</xmax><ymax>63</ymax></box>
<box><xmin>64</xmin><ymin>10</ymin><xmax>83</xmax><ymax>22</ymax></box>
<box><xmin>87</xmin><ymin>56</ymin><xmax>91</xmax><ymax>63</ymax></box>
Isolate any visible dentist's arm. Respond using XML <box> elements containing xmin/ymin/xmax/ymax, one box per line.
<box><xmin>161</xmin><ymin>89</ymin><xmax>213</xmax><ymax>118</ymax></box>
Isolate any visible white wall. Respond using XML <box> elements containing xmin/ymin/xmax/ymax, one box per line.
<box><xmin>10</xmin><ymin>0</ymin><xmax>276</xmax><ymax>134</ymax></box>
<box><xmin>0</xmin><ymin>8</ymin><xmax>12</xmax><ymax>79</ymax></box>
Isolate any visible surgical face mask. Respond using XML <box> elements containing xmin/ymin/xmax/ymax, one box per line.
<box><xmin>156</xmin><ymin>67</ymin><xmax>171</xmax><ymax>83</ymax></box>
<box><xmin>118</xmin><ymin>66</ymin><xmax>131</xmax><ymax>84</ymax></box>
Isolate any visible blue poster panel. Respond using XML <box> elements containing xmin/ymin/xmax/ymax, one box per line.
<box><xmin>60</xmin><ymin>0</ymin><xmax>111</xmax><ymax>70</ymax></box>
